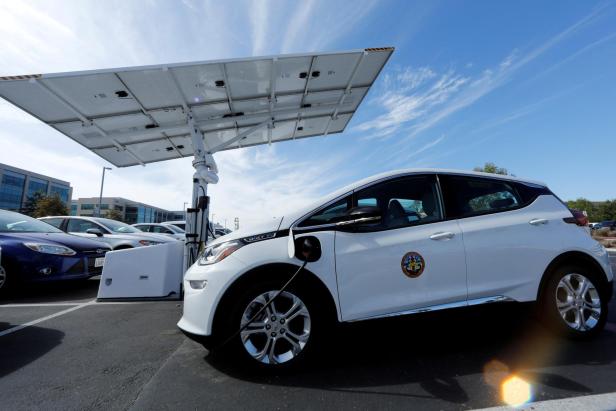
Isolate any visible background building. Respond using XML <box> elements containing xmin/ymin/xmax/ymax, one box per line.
<box><xmin>0</xmin><ymin>163</ymin><xmax>72</xmax><ymax>211</ymax></box>
<box><xmin>71</xmin><ymin>197</ymin><xmax>184</xmax><ymax>224</ymax></box>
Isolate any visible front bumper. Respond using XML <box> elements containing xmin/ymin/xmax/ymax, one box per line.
<box><xmin>179</xmin><ymin>328</ymin><xmax>216</xmax><ymax>350</ymax></box>
<box><xmin>12</xmin><ymin>251</ymin><xmax>108</xmax><ymax>283</ymax></box>
<box><xmin>177</xmin><ymin>253</ymin><xmax>247</xmax><ymax>337</ymax></box>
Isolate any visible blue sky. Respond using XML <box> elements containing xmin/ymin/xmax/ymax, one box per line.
<box><xmin>0</xmin><ymin>1</ymin><xmax>615</xmax><ymax>227</ymax></box>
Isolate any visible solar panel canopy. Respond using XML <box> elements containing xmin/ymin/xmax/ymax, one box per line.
<box><xmin>0</xmin><ymin>48</ymin><xmax>394</xmax><ymax>167</ymax></box>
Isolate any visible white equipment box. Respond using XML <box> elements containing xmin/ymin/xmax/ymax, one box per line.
<box><xmin>97</xmin><ymin>242</ymin><xmax>184</xmax><ymax>300</ymax></box>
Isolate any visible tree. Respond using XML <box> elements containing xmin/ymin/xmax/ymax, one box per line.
<box><xmin>596</xmin><ymin>200</ymin><xmax>616</xmax><ymax>222</ymax></box>
<box><xmin>104</xmin><ymin>209</ymin><xmax>124</xmax><ymax>222</ymax></box>
<box><xmin>22</xmin><ymin>191</ymin><xmax>45</xmax><ymax>216</ymax></box>
<box><xmin>32</xmin><ymin>194</ymin><xmax>68</xmax><ymax>218</ymax></box>
<box><xmin>473</xmin><ymin>162</ymin><xmax>509</xmax><ymax>175</ymax></box>
<box><xmin>567</xmin><ymin>198</ymin><xmax>598</xmax><ymax>220</ymax></box>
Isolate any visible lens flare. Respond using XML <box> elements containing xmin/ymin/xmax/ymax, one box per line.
<box><xmin>501</xmin><ymin>375</ymin><xmax>532</xmax><ymax>407</ymax></box>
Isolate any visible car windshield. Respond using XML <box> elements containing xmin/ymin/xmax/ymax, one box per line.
<box><xmin>0</xmin><ymin>211</ymin><xmax>63</xmax><ymax>233</ymax></box>
<box><xmin>164</xmin><ymin>224</ymin><xmax>184</xmax><ymax>233</ymax></box>
<box><xmin>94</xmin><ymin>218</ymin><xmax>141</xmax><ymax>233</ymax></box>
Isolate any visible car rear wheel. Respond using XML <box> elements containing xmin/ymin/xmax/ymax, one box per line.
<box><xmin>219</xmin><ymin>280</ymin><xmax>325</xmax><ymax>370</ymax></box>
<box><xmin>541</xmin><ymin>265</ymin><xmax>608</xmax><ymax>338</ymax></box>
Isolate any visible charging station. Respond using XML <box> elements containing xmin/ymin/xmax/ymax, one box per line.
<box><xmin>0</xmin><ymin>47</ymin><xmax>394</xmax><ymax>299</ymax></box>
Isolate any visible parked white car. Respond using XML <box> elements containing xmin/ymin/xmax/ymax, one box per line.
<box><xmin>163</xmin><ymin>220</ymin><xmax>186</xmax><ymax>231</ymax></box>
<box><xmin>39</xmin><ymin>216</ymin><xmax>176</xmax><ymax>250</ymax></box>
<box><xmin>178</xmin><ymin>169</ymin><xmax>614</xmax><ymax>370</ymax></box>
<box><xmin>132</xmin><ymin>223</ymin><xmax>185</xmax><ymax>241</ymax></box>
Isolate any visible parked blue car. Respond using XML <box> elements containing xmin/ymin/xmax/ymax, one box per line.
<box><xmin>0</xmin><ymin>209</ymin><xmax>110</xmax><ymax>293</ymax></box>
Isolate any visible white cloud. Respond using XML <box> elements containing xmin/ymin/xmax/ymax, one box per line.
<box><xmin>413</xmin><ymin>134</ymin><xmax>446</xmax><ymax>157</ymax></box>
<box><xmin>250</xmin><ymin>0</ymin><xmax>270</xmax><ymax>56</ymax></box>
<box><xmin>207</xmin><ymin>146</ymin><xmax>350</xmax><ymax>228</ymax></box>
<box><xmin>355</xmin><ymin>67</ymin><xmax>469</xmax><ymax>138</ymax></box>
<box><xmin>356</xmin><ymin>4</ymin><xmax>610</xmax><ymax>146</ymax></box>
<box><xmin>281</xmin><ymin>0</ymin><xmax>317</xmax><ymax>54</ymax></box>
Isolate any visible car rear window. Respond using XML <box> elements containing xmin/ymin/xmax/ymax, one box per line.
<box><xmin>440</xmin><ymin>175</ymin><xmax>522</xmax><ymax>219</ymax></box>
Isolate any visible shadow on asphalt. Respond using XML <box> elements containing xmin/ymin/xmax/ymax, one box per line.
<box><xmin>0</xmin><ymin>277</ymin><xmax>100</xmax><ymax>304</ymax></box>
<box><xmin>0</xmin><ymin>324</ymin><xmax>64</xmax><ymax>378</ymax></box>
<box><xmin>205</xmin><ymin>304</ymin><xmax>614</xmax><ymax>404</ymax></box>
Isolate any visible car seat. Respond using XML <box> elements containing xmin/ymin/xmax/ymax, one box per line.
<box><xmin>386</xmin><ymin>199</ymin><xmax>408</xmax><ymax>228</ymax></box>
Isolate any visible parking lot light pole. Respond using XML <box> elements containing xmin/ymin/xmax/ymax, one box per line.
<box><xmin>98</xmin><ymin>167</ymin><xmax>112</xmax><ymax>217</ymax></box>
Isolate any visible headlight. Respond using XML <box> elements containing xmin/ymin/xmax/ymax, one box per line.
<box><xmin>198</xmin><ymin>240</ymin><xmax>243</xmax><ymax>265</ymax></box>
<box><xmin>23</xmin><ymin>242</ymin><xmax>76</xmax><ymax>256</ymax></box>
<box><xmin>138</xmin><ymin>240</ymin><xmax>162</xmax><ymax>246</ymax></box>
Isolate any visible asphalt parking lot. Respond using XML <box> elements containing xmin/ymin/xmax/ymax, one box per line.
<box><xmin>1</xmin><ymin>254</ymin><xmax>616</xmax><ymax>411</ymax></box>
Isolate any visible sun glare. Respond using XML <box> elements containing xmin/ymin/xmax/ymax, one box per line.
<box><xmin>501</xmin><ymin>375</ymin><xmax>532</xmax><ymax>407</ymax></box>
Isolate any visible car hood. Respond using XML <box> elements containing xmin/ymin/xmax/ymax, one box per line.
<box><xmin>208</xmin><ymin>217</ymin><xmax>286</xmax><ymax>246</ymax></box>
<box><xmin>0</xmin><ymin>232</ymin><xmax>110</xmax><ymax>252</ymax></box>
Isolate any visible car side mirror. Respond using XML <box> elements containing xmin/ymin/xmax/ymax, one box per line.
<box><xmin>336</xmin><ymin>206</ymin><xmax>382</xmax><ymax>227</ymax></box>
<box><xmin>86</xmin><ymin>228</ymin><xmax>104</xmax><ymax>237</ymax></box>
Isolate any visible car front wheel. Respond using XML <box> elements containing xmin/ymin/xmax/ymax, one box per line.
<box><xmin>0</xmin><ymin>264</ymin><xmax>9</xmax><ymax>295</ymax></box>
<box><xmin>220</xmin><ymin>280</ymin><xmax>325</xmax><ymax>370</ymax></box>
<box><xmin>541</xmin><ymin>265</ymin><xmax>609</xmax><ymax>338</ymax></box>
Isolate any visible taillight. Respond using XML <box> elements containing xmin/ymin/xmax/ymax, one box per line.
<box><xmin>563</xmin><ymin>209</ymin><xmax>588</xmax><ymax>226</ymax></box>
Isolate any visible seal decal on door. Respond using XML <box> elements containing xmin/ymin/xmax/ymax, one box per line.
<box><xmin>401</xmin><ymin>252</ymin><xmax>425</xmax><ymax>278</ymax></box>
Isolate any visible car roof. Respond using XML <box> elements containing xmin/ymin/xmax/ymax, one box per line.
<box><xmin>41</xmin><ymin>216</ymin><xmax>125</xmax><ymax>226</ymax></box>
<box><xmin>326</xmin><ymin>168</ymin><xmax>544</xmax><ymax>203</ymax></box>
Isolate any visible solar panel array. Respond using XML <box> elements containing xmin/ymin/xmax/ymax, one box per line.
<box><xmin>0</xmin><ymin>48</ymin><xmax>393</xmax><ymax>167</ymax></box>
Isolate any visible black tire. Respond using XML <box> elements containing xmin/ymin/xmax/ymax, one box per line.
<box><xmin>0</xmin><ymin>264</ymin><xmax>11</xmax><ymax>297</ymax></box>
<box><xmin>216</xmin><ymin>277</ymin><xmax>329</xmax><ymax>371</ymax></box>
<box><xmin>540</xmin><ymin>264</ymin><xmax>609</xmax><ymax>339</ymax></box>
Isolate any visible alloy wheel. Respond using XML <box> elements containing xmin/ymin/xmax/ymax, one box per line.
<box><xmin>240</xmin><ymin>290</ymin><xmax>311</xmax><ymax>365</ymax></box>
<box><xmin>555</xmin><ymin>273</ymin><xmax>602</xmax><ymax>332</ymax></box>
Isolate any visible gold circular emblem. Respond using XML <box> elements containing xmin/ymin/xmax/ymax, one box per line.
<box><xmin>401</xmin><ymin>252</ymin><xmax>425</xmax><ymax>278</ymax></box>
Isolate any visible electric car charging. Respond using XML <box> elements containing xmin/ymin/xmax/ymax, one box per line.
<box><xmin>1</xmin><ymin>43</ymin><xmax>613</xmax><ymax>373</ymax></box>
<box><xmin>178</xmin><ymin>169</ymin><xmax>613</xmax><ymax>368</ymax></box>
<box><xmin>4</xmin><ymin>2</ymin><xmax>616</xmax><ymax>409</ymax></box>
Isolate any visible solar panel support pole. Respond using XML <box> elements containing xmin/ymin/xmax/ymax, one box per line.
<box><xmin>184</xmin><ymin>111</ymin><xmax>219</xmax><ymax>271</ymax></box>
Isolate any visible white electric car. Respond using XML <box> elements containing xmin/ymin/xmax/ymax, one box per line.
<box><xmin>178</xmin><ymin>169</ymin><xmax>613</xmax><ymax>369</ymax></box>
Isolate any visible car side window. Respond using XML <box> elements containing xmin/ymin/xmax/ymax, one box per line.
<box><xmin>43</xmin><ymin>218</ymin><xmax>64</xmax><ymax>229</ymax></box>
<box><xmin>440</xmin><ymin>175</ymin><xmax>521</xmax><ymax>218</ymax></box>
<box><xmin>355</xmin><ymin>175</ymin><xmax>442</xmax><ymax>229</ymax></box>
<box><xmin>67</xmin><ymin>219</ymin><xmax>101</xmax><ymax>233</ymax></box>
<box><xmin>152</xmin><ymin>226</ymin><xmax>170</xmax><ymax>234</ymax></box>
<box><xmin>298</xmin><ymin>196</ymin><xmax>352</xmax><ymax>227</ymax></box>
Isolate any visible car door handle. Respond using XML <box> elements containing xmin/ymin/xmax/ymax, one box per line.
<box><xmin>529</xmin><ymin>218</ymin><xmax>548</xmax><ymax>226</ymax></box>
<box><xmin>430</xmin><ymin>232</ymin><xmax>455</xmax><ymax>241</ymax></box>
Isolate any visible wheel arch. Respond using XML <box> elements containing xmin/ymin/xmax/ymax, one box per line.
<box><xmin>537</xmin><ymin>251</ymin><xmax>611</xmax><ymax>301</ymax></box>
<box><xmin>211</xmin><ymin>262</ymin><xmax>339</xmax><ymax>338</ymax></box>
